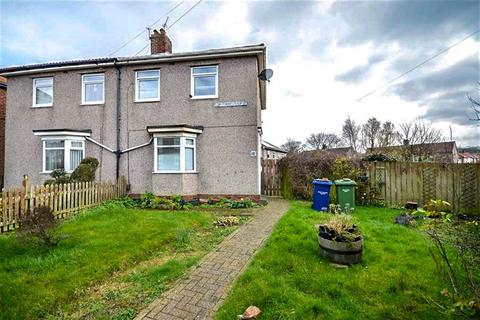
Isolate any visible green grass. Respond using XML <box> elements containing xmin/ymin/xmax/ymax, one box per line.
<box><xmin>216</xmin><ymin>201</ymin><xmax>453</xmax><ymax>320</ymax></box>
<box><xmin>0</xmin><ymin>203</ymin><xmax>246</xmax><ymax>320</ymax></box>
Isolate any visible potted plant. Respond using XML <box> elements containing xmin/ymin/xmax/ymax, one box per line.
<box><xmin>318</xmin><ymin>214</ymin><xmax>363</xmax><ymax>264</ymax></box>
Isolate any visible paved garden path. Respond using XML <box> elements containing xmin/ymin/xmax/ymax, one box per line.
<box><xmin>135</xmin><ymin>198</ymin><xmax>289</xmax><ymax>320</ymax></box>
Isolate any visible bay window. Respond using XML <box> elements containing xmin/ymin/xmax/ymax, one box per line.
<box><xmin>154</xmin><ymin>135</ymin><xmax>196</xmax><ymax>173</ymax></box>
<box><xmin>191</xmin><ymin>66</ymin><xmax>218</xmax><ymax>98</ymax></box>
<box><xmin>43</xmin><ymin>139</ymin><xmax>85</xmax><ymax>173</ymax></box>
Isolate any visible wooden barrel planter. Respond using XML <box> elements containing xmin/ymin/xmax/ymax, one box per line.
<box><xmin>318</xmin><ymin>226</ymin><xmax>363</xmax><ymax>265</ymax></box>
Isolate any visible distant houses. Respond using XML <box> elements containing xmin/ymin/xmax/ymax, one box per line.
<box><xmin>367</xmin><ymin>141</ymin><xmax>460</xmax><ymax>163</ymax></box>
<box><xmin>262</xmin><ymin>141</ymin><xmax>287</xmax><ymax>159</ymax></box>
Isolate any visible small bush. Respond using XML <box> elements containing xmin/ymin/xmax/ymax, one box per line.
<box><xmin>363</xmin><ymin>153</ymin><xmax>396</xmax><ymax>162</ymax></box>
<box><xmin>17</xmin><ymin>206</ymin><xmax>62</xmax><ymax>248</ymax></box>
<box><xmin>227</xmin><ymin>198</ymin><xmax>254</xmax><ymax>209</ymax></box>
<box><xmin>70</xmin><ymin>157</ymin><xmax>99</xmax><ymax>182</ymax></box>
<box><xmin>140</xmin><ymin>192</ymin><xmax>155</xmax><ymax>208</ymax></box>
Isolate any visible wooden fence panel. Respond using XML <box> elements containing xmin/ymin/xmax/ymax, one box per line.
<box><xmin>0</xmin><ymin>177</ymin><xmax>128</xmax><ymax>233</ymax></box>
<box><xmin>368</xmin><ymin>162</ymin><xmax>480</xmax><ymax>214</ymax></box>
<box><xmin>261</xmin><ymin>159</ymin><xmax>282</xmax><ymax>196</ymax></box>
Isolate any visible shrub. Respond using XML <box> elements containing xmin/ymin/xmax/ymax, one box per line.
<box><xmin>70</xmin><ymin>157</ymin><xmax>99</xmax><ymax>182</ymax></box>
<box><xmin>426</xmin><ymin>218</ymin><xmax>480</xmax><ymax>317</ymax></box>
<box><xmin>44</xmin><ymin>169</ymin><xmax>70</xmax><ymax>185</ymax></box>
<box><xmin>140</xmin><ymin>192</ymin><xmax>155</xmax><ymax>208</ymax></box>
<box><xmin>414</xmin><ymin>199</ymin><xmax>452</xmax><ymax>219</ymax></box>
<box><xmin>17</xmin><ymin>206</ymin><xmax>62</xmax><ymax>248</ymax></box>
<box><xmin>363</xmin><ymin>153</ymin><xmax>396</xmax><ymax>162</ymax></box>
<box><xmin>227</xmin><ymin>198</ymin><xmax>254</xmax><ymax>209</ymax></box>
<box><xmin>280</xmin><ymin>153</ymin><xmax>365</xmax><ymax>200</ymax></box>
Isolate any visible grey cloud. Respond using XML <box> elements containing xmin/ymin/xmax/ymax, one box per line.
<box><xmin>335</xmin><ymin>64</ymin><xmax>371</xmax><ymax>83</ymax></box>
<box><xmin>331</xmin><ymin>0</ymin><xmax>479</xmax><ymax>47</ymax></box>
<box><xmin>391</xmin><ymin>55</ymin><xmax>479</xmax><ymax>125</ymax></box>
<box><xmin>245</xmin><ymin>1</ymin><xmax>321</xmax><ymax>63</ymax></box>
<box><xmin>335</xmin><ymin>52</ymin><xmax>387</xmax><ymax>84</ymax></box>
<box><xmin>391</xmin><ymin>55</ymin><xmax>479</xmax><ymax>102</ymax></box>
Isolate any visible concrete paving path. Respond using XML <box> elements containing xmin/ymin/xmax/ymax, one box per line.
<box><xmin>135</xmin><ymin>198</ymin><xmax>289</xmax><ymax>320</ymax></box>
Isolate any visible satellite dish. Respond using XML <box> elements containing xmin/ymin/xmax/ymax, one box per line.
<box><xmin>258</xmin><ymin>69</ymin><xmax>273</xmax><ymax>82</ymax></box>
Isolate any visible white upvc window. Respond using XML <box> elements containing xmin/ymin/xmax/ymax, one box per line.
<box><xmin>33</xmin><ymin>77</ymin><xmax>54</xmax><ymax>107</ymax></box>
<box><xmin>191</xmin><ymin>65</ymin><xmax>218</xmax><ymax>99</ymax></box>
<box><xmin>154</xmin><ymin>134</ymin><xmax>196</xmax><ymax>173</ymax></box>
<box><xmin>82</xmin><ymin>73</ymin><xmax>105</xmax><ymax>105</ymax></box>
<box><xmin>135</xmin><ymin>70</ymin><xmax>160</xmax><ymax>102</ymax></box>
<box><xmin>42</xmin><ymin>138</ymin><xmax>85</xmax><ymax>173</ymax></box>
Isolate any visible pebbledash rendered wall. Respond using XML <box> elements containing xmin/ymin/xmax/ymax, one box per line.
<box><xmin>4</xmin><ymin>55</ymin><xmax>262</xmax><ymax>197</ymax></box>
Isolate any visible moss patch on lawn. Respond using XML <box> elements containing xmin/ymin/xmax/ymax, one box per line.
<box><xmin>216</xmin><ymin>201</ymin><xmax>453</xmax><ymax>320</ymax></box>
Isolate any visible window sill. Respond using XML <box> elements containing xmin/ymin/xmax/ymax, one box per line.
<box><xmin>134</xmin><ymin>99</ymin><xmax>161</xmax><ymax>103</ymax></box>
<box><xmin>190</xmin><ymin>96</ymin><xmax>218</xmax><ymax>100</ymax></box>
<box><xmin>152</xmin><ymin>171</ymin><xmax>198</xmax><ymax>174</ymax></box>
<box><xmin>31</xmin><ymin>105</ymin><xmax>53</xmax><ymax>108</ymax></box>
<box><xmin>81</xmin><ymin>102</ymin><xmax>105</xmax><ymax>106</ymax></box>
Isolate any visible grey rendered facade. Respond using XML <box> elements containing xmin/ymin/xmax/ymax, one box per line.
<box><xmin>1</xmin><ymin>44</ymin><xmax>267</xmax><ymax>198</ymax></box>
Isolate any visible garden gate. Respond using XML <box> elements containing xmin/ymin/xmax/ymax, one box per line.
<box><xmin>261</xmin><ymin>159</ymin><xmax>282</xmax><ymax>196</ymax></box>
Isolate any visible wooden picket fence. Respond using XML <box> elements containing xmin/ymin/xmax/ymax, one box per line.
<box><xmin>368</xmin><ymin>161</ymin><xmax>480</xmax><ymax>214</ymax></box>
<box><xmin>0</xmin><ymin>177</ymin><xmax>128</xmax><ymax>233</ymax></box>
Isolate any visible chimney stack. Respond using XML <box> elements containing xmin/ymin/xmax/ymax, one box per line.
<box><xmin>150</xmin><ymin>28</ymin><xmax>172</xmax><ymax>55</ymax></box>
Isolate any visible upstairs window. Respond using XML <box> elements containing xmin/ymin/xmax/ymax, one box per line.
<box><xmin>191</xmin><ymin>66</ymin><xmax>218</xmax><ymax>99</ymax></box>
<box><xmin>154</xmin><ymin>136</ymin><xmax>196</xmax><ymax>173</ymax></box>
<box><xmin>82</xmin><ymin>73</ymin><xmax>105</xmax><ymax>104</ymax></box>
<box><xmin>43</xmin><ymin>139</ymin><xmax>85</xmax><ymax>173</ymax></box>
<box><xmin>33</xmin><ymin>77</ymin><xmax>53</xmax><ymax>107</ymax></box>
<box><xmin>135</xmin><ymin>70</ymin><xmax>160</xmax><ymax>102</ymax></box>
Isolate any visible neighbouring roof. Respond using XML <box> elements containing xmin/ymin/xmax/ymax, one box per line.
<box><xmin>0</xmin><ymin>76</ymin><xmax>6</xmax><ymax>89</ymax></box>
<box><xmin>262</xmin><ymin>141</ymin><xmax>287</xmax><ymax>153</ymax></box>
<box><xmin>367</xmin><ymin>141</ymin><xmax>457</xmax><ymax>155</ymax></box>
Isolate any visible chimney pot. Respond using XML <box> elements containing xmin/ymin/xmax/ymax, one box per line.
<box><xmin>150</xmin><ymin>28</ymin><xmax>172</xmax><ymax>55</ymax></box>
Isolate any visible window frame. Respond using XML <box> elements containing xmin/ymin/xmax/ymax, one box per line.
<box><xmin>32</xmin><ymin>77</ymin><xmax>54</xmax><ymax>108</ymax></box>
<box><xmin>135</xmin><ymin>69</ymin><xmax>161</xmax><ymax>102</ymax></box>
<box><xmin>81</xmin><ymin>73</ymin><xmax>105</xmax><ymax>105</ymax></box>
<box><xmin>153</xmin><ymin>133</ymin><xmax>196</xmax><ymax>173</ymax></box>
<box><xmin>41</xmin><ymin>137</ymin><xmax>85</xmax><ymax>173</ymax></box>
<box><xmin>190</xmin><ymin>65</ymin><xmax>218</xmax><ymax>99</ymax></box>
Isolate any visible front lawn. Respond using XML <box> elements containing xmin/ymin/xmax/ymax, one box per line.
<box><xmin>0</xmin><ymin>202</ymin><xmax>246</xmax><ymax>320</ymax></box>
<box><xmin>216</xmin><ymin>202</ymin><xmax>452</xmax><ymax>320</ymax></box>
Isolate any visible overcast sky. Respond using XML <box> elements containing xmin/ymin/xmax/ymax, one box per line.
<box><xmin>1</xmin><ymin>0</ymin><xmax>479</xmax><ymax>147</ymax></box>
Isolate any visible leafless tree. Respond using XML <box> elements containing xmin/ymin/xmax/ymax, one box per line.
<box><xmin>397</xmin><ymin>118</ymin><xmax>444</xmax><ymax>161</ymax></box>
<box><xmin>281</xmin><ymin>138</ymin><xmax>303</xmax><ymax>154</ymax></box>
<box><xmin>306</xmin><ymin>133</ymin><xmax>342</xmax><ymax>150</ymax></box>
<box><xmin>361</xmin><ymin>117</ymin><xmax>381</xmax><ymax>149</ymax></box>
<box><xmin>342</xmin><ymin>116</ymin><xmax>361</xmax><ymax>151</ymax></box>
<box><xmin>398</xmin><ymin>118</ymin><xmax>443</xmax><ymax>145</ymax></box>
<box><xmin>467</xmin><ymin>93</ymin><xmax>480</xmax><ymax>122</ymax></box>
<box><xmin>378</xmin><ymin>121</ymin><xmax>399</xmax><ymax>146</ymax></box>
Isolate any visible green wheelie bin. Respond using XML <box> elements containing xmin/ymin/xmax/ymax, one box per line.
<box><xmin>334</xmin><ymin>178</ymin><xmax>357</xmax><ymax>212</ymax></box>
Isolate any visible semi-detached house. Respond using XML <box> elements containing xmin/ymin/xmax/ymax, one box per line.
<box><xmin>0</xmin><ymin>29</ymin><xmax>268</xmax><ymax>200</ymax></box>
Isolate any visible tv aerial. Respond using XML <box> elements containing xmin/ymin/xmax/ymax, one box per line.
<box><xmin>258</xmin><ymin>69</ymin><xmax>273</xmax><ymax>82</ymax></box>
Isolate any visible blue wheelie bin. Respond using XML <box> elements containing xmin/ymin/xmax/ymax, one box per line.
<box><xmin>312</xmin><ymin>179</ymin><xmax>332</xmax><ymax>211</ymax></box>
